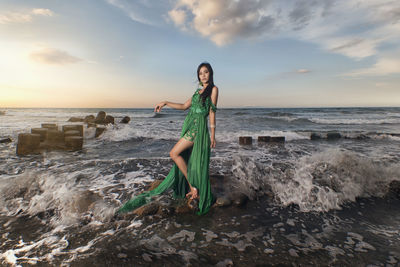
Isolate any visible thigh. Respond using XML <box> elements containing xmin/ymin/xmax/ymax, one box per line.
<box><xmin>170</xmin><ymin>137</ymin><xmax>194</xmax><ymax>156</ymax></box>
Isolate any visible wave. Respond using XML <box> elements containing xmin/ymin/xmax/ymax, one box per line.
<box><xmin>231</xmin><ymin>148</ymin><xmax>400</xmax><ymax>212</ymax></box>
<box><xmin>233</xmin><ymin>111</ymin><xmax>249</xmax><ymax>115</ymax></box>
<box><xmin>309</xmin><ymin>117</ymin><xmax>400</xmax><ymax>125</ymax></box>
<box><xmin>265</xmin><ymin>112</ymin><xmax>295</xmax><ymax>117</ymax></box>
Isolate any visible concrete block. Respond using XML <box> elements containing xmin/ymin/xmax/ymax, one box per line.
<box><xmin>41</xmin><ymin>124</ymin><xmax>58</xmax><ymax>131</ymax></box>
<box><xmin>239</xmin><ymin>136</ymin><xmax>252</xmax><ymax>145</ymax></box>
<box><xmin>16</xmin><ymin>133</ymin><xmax>41</xmax><ymax>155</ymax></box>
<box><xmin>63</xmin><ymin>125</ymin><xmax>83</xmax><ymax>136</ymax></box>
<box><xmin>64</xmin><ymin>130</ymin><xmax>80</xmax><ymax>137</ymax></box>
<box><xmin>31</xmin><ymin>128</ymin><xmax>48</xmax><ymax>142</ymax></box>
<box><xmin>65</xmin><ymin>136</ymin><xmax>83</xmax><ymax>151</ymax></box>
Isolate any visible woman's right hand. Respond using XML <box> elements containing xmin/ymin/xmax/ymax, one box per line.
<box><xmin>154</xmin><ymin>101</ymin><xmax>166</xmax><ymax>113</ymax></box>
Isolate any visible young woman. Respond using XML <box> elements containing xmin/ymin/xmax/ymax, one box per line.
<box><xmin>118</xmin><ymin>62</ymin><xmax>219</xmax><ymax>215</ymax></box>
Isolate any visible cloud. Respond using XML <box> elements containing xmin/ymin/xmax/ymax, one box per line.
<box><xmin>296</xmin><ymin>69</ymin><xmax>310</xmax><ymax>74</ymax></box>
<box><xmin>344</xmin><ymin>58</ymin><xmax>400</xmax><ymax>77</ymax></box>
<box><xmin>167</xmin><ymin>0</ymin><xmax>400</xmax><ymax>58</ymax></box>
<box><xmin>106</xmin><ymin>0</ymin><xmax>400</xmax><ymax>74</ymax></box>
<box><xmin>168</xmin><ymin>8</ymin><xmax>186</xmax><ymax>27</ymax></box>
<box><xmin>106</xmin><ymin>0</ymin><xmax>171</xmax><ymax>26</ymax></box>
<box><xmin>29</xmin><ymin>48</ymin><xmax>82</xmax><ymax>65</ymax></box>
<box><xmin>169</xmin><ymin>0</ymin><xmax>274</xmax><ymax>46</ymax></box>
<box><xmin>0</xmin><ymin>8</ymin><xmax>54</xmax><ymax>24</ymax></box>
<box><xmin>32</xmin><ymin>8</ymin><xmax>54</xmax><ymax>17</ymax></box>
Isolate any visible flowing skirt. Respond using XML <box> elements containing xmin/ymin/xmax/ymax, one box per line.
<box><xmin>117</xmin><ymin>113</ymin><xmax>214</xmax><ymax>215</ymax></box>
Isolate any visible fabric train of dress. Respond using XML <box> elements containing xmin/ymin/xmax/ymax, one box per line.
<box><xmin>118</xmin><ymin>88</ymin><xmax>217</xmax><ymax>215</ymax></box>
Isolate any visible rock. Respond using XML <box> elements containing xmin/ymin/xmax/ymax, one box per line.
<box><xmin>175</xmin><ymin>203</ymin><xmax>193</xmax><ymax>214</ymax></box>
<box><xmin>389</xmin><ymin>180</ymin><xmax>400</xmax><ymax>197</ymax></box>
<box><xmin>62</xmin><ymin>125</ymin><xmax>83</xmax><ymax>137</ymax></box>
<box><xmin>31</xmin><ymin>128</ymin><xmax>48</xmax><ymax>141</ymax></box>
<box><xmin>68</xmin><ymin>117</ymin><xmax>84</xmax><ymax>122</ymax></box>
<box><xmin>156</xmin><ymin>205</ymin><xmax>175</xmax><ymax>216</ymax></box>
<box><xmin>0</xmin><ymin>138</ymin><xmax>12</xmax><ymax>144</ymax></box>
<box><xmin>120</xmin><ymin>116</ymin><xmax>131</xmax><ymax>124</ymax></box>
<box><xmin>133</xmin><ymin>202</ymin><xmax>160</xmax><ymax>216</ymax></box>
<box><xmin>16</xmin><ymin>133</ymin><xmax>41</xmax><ymax>156</ymax></box>
<box><xmin>356</xmin><ymin>134</ymin><xmax>369</xmax><ymax>140</ymax></box>
<box><xmin>231</xmin><ymin>193</ymin><xmax>248</xmax><ymax>206</ymax></box>
<box><xmin>239</xmin><ymin>136</ymin><xmax>252</xmax><ymax>145</ymax></box>
<box><xmin>310</xmin><ymin>133</ymin><xmax>321</xmax><ymax>140</ymax></box>
<box><xmin>65</xmin><ymin>136</ymin><xmax>83</xmax><ymax>151</ymax></box>
<box><xmin>147</xmin><ymin>180</ymin><xmax>163</xmax><ymax>191</ymax></box>
<box><xmin>84</xmin><ymin>115</ymin><xmax>95</xmax><ymax>123</ymax></box>
<box><xmin>215</xmin><ymin>196</ymin><xmax>231</xmax><ymax>207</ymax></box>
<box><xmin>95</xmin><ymin>126</ymin><xmax>106</xmax><ymax>138</ymax></box>
<box><xmin>105</xmin><ymin>115</ymin><xmax>115</xmax><ymax>124</ymax></box>
<box><xmin>142</xmin><ymin>253</ymin><xmax>152</xmax><ymax>262</ymax></box>
<box><xmin>327</xmin><ymin>132</ymin><xmax>341</xmax><ymax>140</ymax></box>
<box><xmin>41</xmin><ymin>124</ymin><xmax>58</xmax><ymax>131</ymax></box>
<box><xmin>117</xmin><ymin>253</ymin><xmax>127</xmax><ymax>259</ymax></box>
<box><xmin>258</xmin><ymin>136</ymin><xmax>271</xmax><ymax>142</ymax></box>
<box><xmin>64</xmin><ymin>130</ymin><xmax>80</xmax><ymax>137</ymax></box>
<box><xmin>95</xmin><ymin>111</ymin><xmax>106</xmax><ymax>124</ymax></box>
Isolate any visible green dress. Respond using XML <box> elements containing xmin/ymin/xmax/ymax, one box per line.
<box><xmin>118</xmin><ymin>88</ymin><xmax>217</xmax><ymax>215</ymax></box>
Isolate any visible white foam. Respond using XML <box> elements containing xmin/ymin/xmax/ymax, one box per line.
<box><xmin>231</xmin><ymin>148</ymin><xmax>400</xmax><ymax>212</ymax></box>
<box><xmin>309</xmin><ymin>117</ymin><xmax>400</xmax><ymax>125</ymax></box>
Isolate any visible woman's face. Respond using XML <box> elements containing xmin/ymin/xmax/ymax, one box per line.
<box><xmin>199</xmin><ymin>66</ymin><xmax>210</xmax><ymax>85</ymax></box>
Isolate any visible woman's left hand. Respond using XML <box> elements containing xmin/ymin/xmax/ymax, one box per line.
<box><xmin>210</xmin><ymin>138</ymin><xmax>216</xmax><ymax>148</ymax></box>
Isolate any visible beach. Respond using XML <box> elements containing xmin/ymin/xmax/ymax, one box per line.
<box><xmin>1</xmin><ymin>107</ymin><xmax>400</xmax><ymax>266</ymax></box>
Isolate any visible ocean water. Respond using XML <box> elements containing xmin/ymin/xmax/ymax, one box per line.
<box><xmin>0</xmin><ymin>107</ymin><xmax>400</xmax><ymax>266</ymax></box>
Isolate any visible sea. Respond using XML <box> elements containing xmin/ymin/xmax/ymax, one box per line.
<box><xmin>0</xmin><ymin>107</ymin><xmax>400</xmax><ymax>266</ymax></box>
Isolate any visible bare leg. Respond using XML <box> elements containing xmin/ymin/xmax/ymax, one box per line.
<box><xmin>169</xmin><ymin>137</ymin><xmax>198</xmax><ymax>199</ymax></box>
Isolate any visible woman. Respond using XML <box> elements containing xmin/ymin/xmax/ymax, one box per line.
<box><xmin>118</xmin><ymin>62</ymin><xmax>219</xmax><ymax>215</ymax></box>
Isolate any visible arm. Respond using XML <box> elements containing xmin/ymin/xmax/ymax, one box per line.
<box><xmin>209</xmin><ymin>86</ymin><xmax>218</xmax><ymax>148</ymax></box>
<box><xmin>154</xmin><ymin>97</ymin><xmax>192</xmax><ymax>112</ymax></box>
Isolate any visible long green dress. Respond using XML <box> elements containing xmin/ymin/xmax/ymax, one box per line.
<box><xmin>118</xmin><ymin>88</ymin><xmax>217</xmax><ymax>215</ymax></box>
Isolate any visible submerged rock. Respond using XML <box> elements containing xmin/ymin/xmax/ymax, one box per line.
<box><xmin>310</xmin><ymin>133</ymin><xmax>322</xmax><ymax>140</ymax></box>
<box><xmin>327</xmin><ymin>132</ymin><xmax>341</xmax><ymax>140</ymax></box>
<box><xmin>120</xmin><ymin>116</ymin><xmax>131</xmax><ymax>124</ymax></box>
<box><xmin>0</xmin><ymin>138</ymin><xmax>12</xmax><ymax>144</ymax></box>
<box><xmin>231</xmin><ymin>193</ymin><xmax>248</xmax><ymax>206</ymax></box>
<box><xmin>215</xmin><ymin>197</ymin><xmax>231</xmax><ymax>207</ymax></box>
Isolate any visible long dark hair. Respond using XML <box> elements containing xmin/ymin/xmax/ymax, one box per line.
<box><xmin>197</xmin><ymin>62</ymin><xmax>215</xmax><ymax>105</ymax></box>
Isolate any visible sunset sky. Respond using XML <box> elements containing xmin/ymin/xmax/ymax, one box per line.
<box><xmin>1</xmin><ymin>0</ymin><xmax>400</xmax><ymax>108</ymax></box>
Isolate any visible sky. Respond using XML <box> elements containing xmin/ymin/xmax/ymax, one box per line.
<box><xmin>0</xmin><ymin>0</ymin><xmax>400</xmax><ymax>108</ymax></box>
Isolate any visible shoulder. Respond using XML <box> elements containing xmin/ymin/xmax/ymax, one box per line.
<box><xmin>211</xmin><ymin>86</ymin><xmax>219</xmax><ymax>95</ymax></box>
